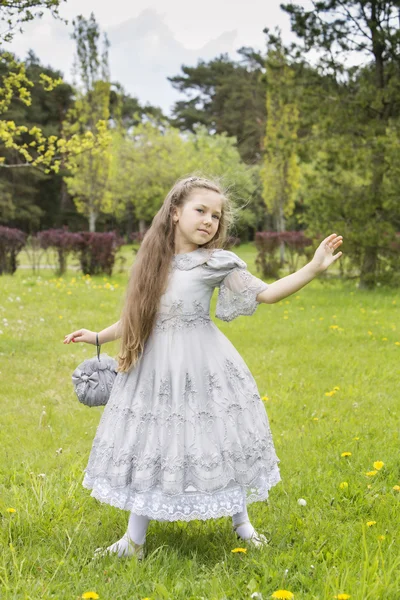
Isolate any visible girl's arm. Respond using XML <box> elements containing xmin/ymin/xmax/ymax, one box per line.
<box><xmin>98</xmin><ymin>320</ymin><xmax>122</xmax><ymax>344</ymax></box>
<box><xmin>257</xmin><ymin>233</ymin><xmax>343</xmax><ymax>305</ymax></box>
<box><xmin>63</xmin><ymin>320</ymin><xmax>122</xmax><ymax>345</ymax></box>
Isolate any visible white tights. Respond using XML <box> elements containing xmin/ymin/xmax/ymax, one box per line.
<box><xmin>104</xmin><ymin>504</ymin><xmax>255</xmax><ymax>556</ymax></box>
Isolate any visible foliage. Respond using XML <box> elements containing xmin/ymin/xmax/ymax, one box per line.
<box><xmin>75</xmin><ymin>231</ymin><xmax>124</xmax><ymax>276</ymax></box>
<box><xmin>37</xmin><ymin>227</ymin><xmax>82</xmax><ymax>275</ymax></box>
<box><xmin>255</xmin><ymin>230</ymin><xmax>314</xmax><ymax>278</ymax></box>
<box><xmin>0</xmin><ymin>0</ymin><xmax>65</xmax><ymax>44</ymax></box>
<box><xmin>260</xmin><ymin>35</ymin><xmax>300</xmax><ymax>238</ymax></box>
<box><xmin>168</xmin><ymin>48</ymin><xmax>267</xmax><ymax>164</ymax></box>
<box><xmin>0</xmin><ymin>224</ymin><xmax>27</xmax><ymax>274</ymax></box>
<box><xmin>62</xmin><ymin>13</ymin><xmax>113</xmax><ymax>233</ymax></box>
<box><xmin>280</xmin><ymin>0</ymin><xmax>400</xmax><ymax>288</ymax></box>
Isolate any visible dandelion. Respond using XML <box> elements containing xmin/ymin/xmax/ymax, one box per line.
<box><xmin>330</xmin><ymin>325</ymin><xmax>339</xmax><ymax>329</ymax></box>
<box><xmin>366</xmin><ymin>521</ymin><xmax>376</xmax><ymax>527</ymax></box>
<box><xmin>333</xmin><ymin>386</ymin><xmax>340</xmax><ymax>390</ymax></box>
<box><xmin>82</xmin><ymin>593</ymin><xmax>100</xmax><ymax>599</ymax></box>
<box><xmin>261</xmin><ymin>395</ymin><xmax>269</xmax><ymax>401</ymax></box>
<box><xmin>365</xmin><ymin>471</ymin><xmax>377</xmax><ymax>477</ymax></box>
<box><xmin>392</xmin><ymin>485</ymin><xmax>400</xmax><ymax>491</ymax></box>
<box><xmin>373</xmin><ymin>461</ymin><xmax>384</xmax><ymax>470</ymax></box>
<box><xmin>378</xmin><ymin>535</ymin><xmax>385</xmax><ymax>541</ymax></box>
<box><xmin>297</xmin><ymin>498</ymin><xmax>307</xmax><ymax>506</ymax></box>
<box><xmin>37</xmin><ymin>473</ymin><xmax>46</xmax><ymax>479</ymax></box>
<box><xmin>325</xmin><ymin>391</ymin><xmax>336</xmax><ymax>397</ymax></box>
<box><xmin>395</xmin><ymin>342</ymin><xmax>400</xmax><ymax>346</ymax></box>
<box><xmin>312</xmin><ymin>417</ymin><xmax>319</xmax><ymax>421</ymax></box>
<box><xmin>231</xmin><ymin>547</ymin><xmax>247</xmax><ymax>553</ymax></box>
<box><xmin>339</xmin><ymin>482</ymin><xmax>348</xmax><ymax>489</ymax></box>
<box><xmin>353</xmin><ymin>437</ymin><xmax>360</xmax><ymax>441</ymax></box>
<box><xmin>6</xmin><ymin>508</ymin><xmax>16</xmax><ymax>513</ymax></box>
<box><xmin>271</xmin><ymin>591</ymin><xmax>294</xmax><ymax>600</ymax></box>
<box><xmin>334</xmin><ymin>595</ymin><xmax>351</xmax><ymax>600</ymax></box>
<box><xmin>341</xmin><ymin>452</ymin><xmax>351</xmax><ymax>457</ymax></box>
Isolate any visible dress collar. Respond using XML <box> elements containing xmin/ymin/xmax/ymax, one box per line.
<box><xmin>172</xmin><ymin>247</ymin><xmax>216</xmax><ymax>270</ymax></box>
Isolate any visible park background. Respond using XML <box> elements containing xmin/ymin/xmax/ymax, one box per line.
<box><xmin>1</xmin><ymin>1</ymin><xmax>400</xmax><ymax>599</ymax></box>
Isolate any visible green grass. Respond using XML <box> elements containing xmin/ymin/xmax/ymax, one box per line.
<box><xmin>1</xmin><ymin>244</ymin><xmax>399</xmax><ymax>600</ymax></box>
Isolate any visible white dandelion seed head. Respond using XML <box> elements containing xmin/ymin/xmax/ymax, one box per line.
<box><xmin>297</xmin><ymin>498</ymin><xmax>307</xmax><ymax>506</ymax></box>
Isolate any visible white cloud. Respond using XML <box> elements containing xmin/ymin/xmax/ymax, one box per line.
<box><xmin>7</xmin><ymin>0</ymin><xmax>297</xmax><ymax>113</ymax></box>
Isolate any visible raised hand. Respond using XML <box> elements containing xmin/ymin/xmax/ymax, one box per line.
<box><xmin>63</xmin><ymin>329</ymin><xmax>96</xmax><ymax>345</ymax></box>
<box><xmin>311</xmin><ymin>233</ymin><xmax>343</xmax><ymax>273</ymax></box>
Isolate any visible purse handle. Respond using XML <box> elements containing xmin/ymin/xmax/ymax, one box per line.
<box><xmin>96</xmin><ymin>332</ymin><xmax>101</xmax><ymax>361</ymax></box>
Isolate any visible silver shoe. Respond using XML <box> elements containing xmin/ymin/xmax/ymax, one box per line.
<box><xmin>233</xmin><ymin>521</ymin><xmax>269</xmax><ymax>549</ymax></box>
<box><xmin>93</xmin><ymin>533</ymin><xmax>145</xmax><ymax>560</ymax></box>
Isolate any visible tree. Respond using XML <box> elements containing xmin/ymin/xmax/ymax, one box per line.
<box><xmin>0</xmin><ymin>51</ymin><xmax>75</xmax><ymax>230</ymax></box>
<box><xmin>281</xmin><ymin>0</ymin><xmax>400</xmax><ymax>288</ymax></box>
<box><xmin>0</xmin><ymin>1</ymin><xmax>65</xmax><ymax>44</ymax></box>
<box><xmin>168</xmin><ymin>48</ymin><xmax>267</xmax><ymax>164</ymax></box>
<box><xmin>63</xmin><ymin>13</ymin><xmax>112</xmax><ymax>232</ymax></box>
<box><xmin>261</xmin><ymin>33</ymin><xmax>300</xmax><ymax>265</ymax></box>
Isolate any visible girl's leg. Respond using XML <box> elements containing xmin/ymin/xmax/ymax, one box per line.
<box><xmin>99</xmin><ymin>512</ymin><xmax>150</xmax><ymax>557</ymax></box>
<box><xmin>231</xmin><ymin>504</ymin><xmax>256</xmax><ymax>540</ymax></box>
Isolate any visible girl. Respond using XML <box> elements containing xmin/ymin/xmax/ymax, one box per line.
<box><xmin>64</xmin><ymin>176</ymin><xmax>343</xmax><ymax>560</ymax></box>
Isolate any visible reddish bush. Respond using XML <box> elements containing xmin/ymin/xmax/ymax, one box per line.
<box><xmin>0</xmin><ymin>226</ymin><xmax>27</xmax><ymax>275</ymax></box>
<box><xmin>75</xmin><ymin>231</ymin><xmax>125</xmax><ymax>276</ymax></box>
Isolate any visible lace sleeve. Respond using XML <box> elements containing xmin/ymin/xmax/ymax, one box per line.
<box><xmin>215</xmin><ymin>267</ymin><xmax>269</xmax><ymax>322</ymax></box>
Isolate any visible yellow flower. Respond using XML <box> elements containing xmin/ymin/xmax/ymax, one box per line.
<box><xmin>368</xmin><ymin>331</ymin><xmax>373</xmax><ymax>335</ymax></box>
<box><xmin>366</xmin><ymin>521</ymin><xmax>376</xmax><ymax>527</ymax></box>
<box><xmin>353</xmin><ymin>437</ymin><xmax>360</xmax><ymax>441</ymax></box>
<box><xmin>334</xmin><ymin>595</ymin><xmax>351</xmax><ymax>600</ymax></box>
<box><xmin>82</xmin><ymin>593</ymin><xmax>100</xmax><ymax>599</ymax></box>
<box><xmin>378</xmin><ymin>535</ymin><xmax>385</xmax><ymax>541</ymax></box>
<box><xmin>341</xmin><ymin>452</ymin><xmax>351</xmax><ymax>457</ymax></box>
<box><xmin>365</xmin><ymin>470</ymin><xmax>377</xmax><ymax>477</ymax></box>
<box><xmin>339</xmin><ymin>482</ymin><xmax>348</xmax><ymax>489</ymax></box>
<box><xmin>325</xmin><ymin>390</ymin><xmax>336</xmax><ymax>396</ymax></box>
<box><xmin>58</xmin><ymin>315</ymin><xmax>63</xmax><ymax>319</ymax></box>
<box><xmin>261</xmin><ymin>395</ymin><xmax>269</xmax><ymax>401</ymax></box>
<box><xmin>6</xmin><ymin>508</ymin><xmax>16</xmax><ymax>513</ymax></box>
<box><xmin>373</xmin><ymin>461</ymin><xmax>384</xmax><ymax>470</ymax></box>
<box><xmin>312</xmin><ymin>417</ymin><xmax>319</xmax><ymax>421</ymax></box>
<box><xmin>333</xmin><ymin>386</ymin><xmax>340</xmax><ymax>390</ymax></box>
<box><xmin>392</xmin><ymin>485</ymin><xmax>400</xmax><ymax>491</ymax></box>
<box><xmin>395</xmin><ymin>341</ymin><xmax>400</xmax><ymax>346</ymax></box>
<box><xmin>231</xmin><ymin>547</ymin><xmax>247</xmax><ymax>553</ymax></box>
<box><xmin>271</xmin><ymin>591</ymin><xmax>294</xmax><ymax>600</ymax></box>
<box><xmin>330</xmin><ymin>325</ymin><xmax>339</xmax><ymax>329</ymax></box>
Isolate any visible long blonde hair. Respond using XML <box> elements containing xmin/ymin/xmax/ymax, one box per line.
<box><xmin>117</xmin><ymin>175</ymin><xmax>236</xmax><ymax>372</ymax></box>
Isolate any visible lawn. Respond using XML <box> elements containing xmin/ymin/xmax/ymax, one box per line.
<box><xmin>1</xmin><ymin>243</ymin><xmax>399</xmax><ymax>600</ymax></box>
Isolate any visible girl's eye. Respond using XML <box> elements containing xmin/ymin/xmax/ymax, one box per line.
<box><xmin>196</xmin><ymin>208</ymin><xmax>204</xmax><ymax>213</ymax></box>
<box><xmin>212</xmin><ymin>215</ymin><xmax>220</xmax><ymax>220</ymax></box>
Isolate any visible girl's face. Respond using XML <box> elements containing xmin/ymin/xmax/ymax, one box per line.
<box><xmin>173</xmin><ymin>189</ymin><xmax>223</xmax><ymax>252</ymax></box>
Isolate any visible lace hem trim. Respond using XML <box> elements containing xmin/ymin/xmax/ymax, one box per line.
<box><xmin>82</xmin><ymin>466</ymin><xmax>281</xmax><ymax>521</ymax></box>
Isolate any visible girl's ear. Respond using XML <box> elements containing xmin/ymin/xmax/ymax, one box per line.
<box><xmin>172</xmin><ymin>206</ymin><xmax>180</xmax><ymax>223</ymax></box>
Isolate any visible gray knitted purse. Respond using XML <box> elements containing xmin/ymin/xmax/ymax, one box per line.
<box><xmin>72</xmin><ymin>334</ymin><xmax>118</xmax><ymax>407</ymax></box>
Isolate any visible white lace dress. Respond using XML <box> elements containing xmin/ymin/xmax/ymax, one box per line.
<box><xmin>82</xmin><ymin>248</ymin><xmax>281</xmax><ymax>521</ymax></box>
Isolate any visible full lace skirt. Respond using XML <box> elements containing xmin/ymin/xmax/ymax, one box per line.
<box><xmin>83</xmin><ymin>319</ymin><xmax>281</xmax><ymax>520</ymax></box>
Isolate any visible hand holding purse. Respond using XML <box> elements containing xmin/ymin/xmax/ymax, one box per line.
<box><xmin>72</xmin><ymin>333</ymin><xmax>118</xmax><ymax>407</ymax></box>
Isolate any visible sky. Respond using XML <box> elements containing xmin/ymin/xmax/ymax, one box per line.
<box><xmin>8</xmin><ymin>0</ymin><xmax>312</xmax><ymax>114</ymax></box>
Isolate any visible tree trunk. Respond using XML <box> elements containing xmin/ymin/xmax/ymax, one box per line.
<box><xmin>359</xmin><ymin>246</ymin><xmax>378</xmax><ymax>289</ymax></box>
<box><xmin>89</xmin><ymin>209</ymin><xmax>97</xmax><ymax>232</ymax></box>
<box><xmin>139</xmin><ymin>219</ymin><xmax>146</xmax><ymax>234</ymax></box>
<box><xmin>275</xmin><ymin>202</ymin><xmax>285</xmax><ymax>266</ymax></box>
